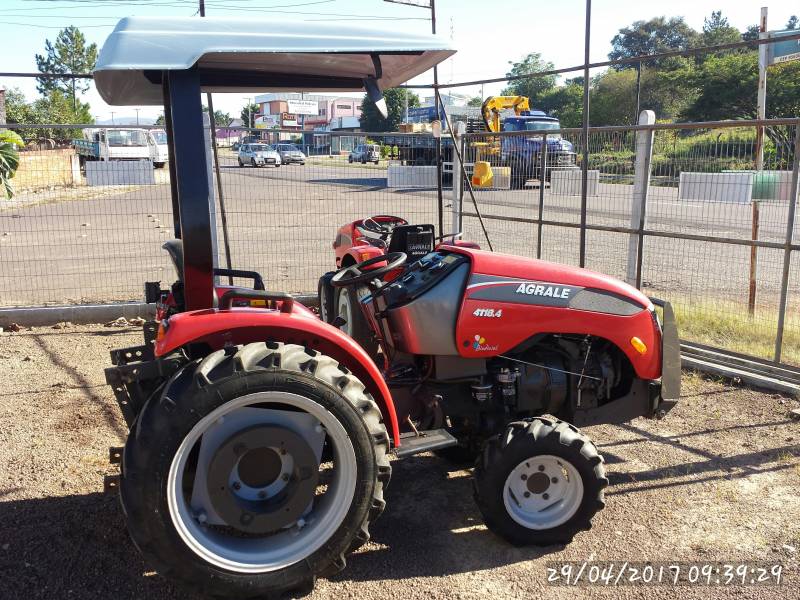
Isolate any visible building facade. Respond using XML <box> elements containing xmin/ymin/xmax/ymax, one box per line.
<box><xmin>254</xmin><ymin>93</ymin><xmax>362</xmax><ymax>132</ymax></box>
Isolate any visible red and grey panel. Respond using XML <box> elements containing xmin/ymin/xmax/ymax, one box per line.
<box><xmin>466</xmin><ymin>274</ymin><xmax>647</xmax><ymax>316</ymax></box>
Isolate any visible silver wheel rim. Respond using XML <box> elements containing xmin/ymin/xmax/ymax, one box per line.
<box><xmin>503</xmin><ymin>454</ymin><xmax>584</xmax><ymax>530</ymax></box>
<box><xmin>167</xmin><ymin>391</ymin><xmax>357</xmax><ymax>573</ymax></box>
<box><xmin>336</xmin><ymin>289</ymin><xmax>353</xmax><ymax>337</ymax></box>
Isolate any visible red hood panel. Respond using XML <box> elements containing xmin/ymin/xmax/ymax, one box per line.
<box><xmin>444</xmin><ymin>246</ymin><xmax>651</xmax><ymax>308</ymax></box>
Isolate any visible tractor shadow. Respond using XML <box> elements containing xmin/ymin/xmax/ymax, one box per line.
<box><xmin>0</xmin><ymin>492</ymin><xmax>194</xmax><ymax>600</ymax></box>
<box><xmin>334</xmin><ymin>453</ymin><xmax>563</xmax><ymax>583</ymax></box>
<box><xmin>597</xmin><ymin>421</ymin><xmax>800</xmax><ymax>496</ymax></box>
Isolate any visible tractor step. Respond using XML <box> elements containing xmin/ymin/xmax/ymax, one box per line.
<box><xmin>104</xmin><ymin>474</ymin><xmax>120</xmax><ymax>494</ymax></box>
<box><xmin>395</xmin><ymin>428</ymin><xmax>457</xmax><ymax>458</ymax></box>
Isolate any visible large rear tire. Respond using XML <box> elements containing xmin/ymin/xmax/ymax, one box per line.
<box><xmin>473</xmin><ymin>418</ymin><xmax>607</xmax><ymax>546</ymax></box>
<box><xmin>120</xmin><ymin>342</ymin><xmax>391</xmax><ymax>599</ymax></box>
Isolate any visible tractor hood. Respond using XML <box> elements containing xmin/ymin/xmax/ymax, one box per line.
<box><xmin>447</xmin><ymin>246</ymin><xmax>652</xmax><ymax>312</ymax></box>
<box><xmin>94</xmin><ymin>16</ymin><xmax>455</xmax><ymax>105</ymax></box>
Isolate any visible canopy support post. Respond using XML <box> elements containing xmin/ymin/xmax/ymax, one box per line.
<box><xmin>166</xmin><ymin>67</ymin><xmax>215</xmax><ymax>311</ymax></box>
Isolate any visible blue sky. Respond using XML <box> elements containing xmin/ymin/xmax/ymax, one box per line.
<box><xmin>1</xmin><ymin>0</ymin><xmax>798</xmax><ymax>121</ymax></box>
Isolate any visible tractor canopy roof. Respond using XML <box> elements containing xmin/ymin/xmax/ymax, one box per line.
<box><xmin>94</xmin><ymin>16</ymin><xmax>455</xmax><ymax>105</ymax></box>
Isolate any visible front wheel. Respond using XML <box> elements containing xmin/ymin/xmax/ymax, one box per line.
<box><xmin>473</xmin><ymin>418</ymin><xmax>607</xmax><ymax>546</ymax></box>
<box><xmin>120</xmin><ymin>343</ymin><xmax>391</xmax><ymax>598</ymax></box>
<box><xmin>335</xmin><ymin>285</ymin><xmax>379</xmax><ymax>361</ymax></box>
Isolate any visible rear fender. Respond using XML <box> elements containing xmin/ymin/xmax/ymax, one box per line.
<box><xmin>155</xmin><ymin>306</ymin><xmax>400</xmax><ymax>446</ymax></box>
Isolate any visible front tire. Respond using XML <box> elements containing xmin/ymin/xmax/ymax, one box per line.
<box><xmin>120</xmin><ymin>343</ymin><xmax>391</xmax><ymax>599</ymax></box>
<box><xmin>335</xmin><ymin>286</ymin><xmax>380</xmax><ymax>360</ymax></box>
<box><xmin>473</xmin><ymin>418</ymin><xmax>607</xmax><ymax>546</ymax></box>
<box><xmin>318</xmin><ymin>272</ymin><xmax>336</xmax><ymax>323</ymax></box>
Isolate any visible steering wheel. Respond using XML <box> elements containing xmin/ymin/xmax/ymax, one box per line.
<box><xmin>330</xmin><ymin>252</ymin><xmax>408</xmax><ymax>288</ymax></box>
<box><xmin>361</xmin><ymin>215</ymin><xmax>408</xmax><ymax>236</ymax></box>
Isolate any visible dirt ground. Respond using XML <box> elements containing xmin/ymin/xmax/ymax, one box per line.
<box><xmin>1</xmin><ymin>324</ymin><xmax>799</xmax><ymax>599</ymax></box>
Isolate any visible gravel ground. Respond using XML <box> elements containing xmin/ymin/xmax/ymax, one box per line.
<box><xmin>1</xmin><ymin>324</ymin><xmax>799</xmax><ymax>599</ymax></box>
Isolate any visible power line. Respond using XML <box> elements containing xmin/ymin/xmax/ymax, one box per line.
<box><xmin>4</xmin><ymin>0</ymin><xmax>335</xmax><ymax>10</ymax></box>
<box><xmin>2</xmin><ymin>20</ymin><xmax>117</xmax><ymax>28</ymax></box>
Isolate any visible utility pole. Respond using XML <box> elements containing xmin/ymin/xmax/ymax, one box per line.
<box><xmin>134</xmin><ymin>108</ymin><xmax>140</xmax><ymax>126</ymax></box>
<box><xmin>756</xmin><ymin>6</ymin><xmax>768</xmax><ymax>171</ymax></box>
<box><xmin>110</xmin><ymin>111</ymin><xmax>115</xmax><ymax>125</ymax></box>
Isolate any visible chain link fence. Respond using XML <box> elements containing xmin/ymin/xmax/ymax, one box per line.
<box><xmin>455</xmin><ymin>119</ymin><xmax>800</xmax><ymax>366</ymax></box>
<box><xmin>0</xmin><ymin>124</ymin><xmax>442</xmax><ymax>304</ymax></box>
<box><xmin>1</xmin><ymin>118</ymin><xmax>798</xmax><ymax>366</ymax></box>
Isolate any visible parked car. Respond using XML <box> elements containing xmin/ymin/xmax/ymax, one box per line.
<box><xmin>348</xmin><ymin>144</ymin><xmax>380</xmax><ymax>164</ymax></box>
<box><xmin>274</xmin><ymin>143</ymin><xmax>306</xmax><ymax>165</ymax></box>
<box><xmin>238</xmin><ymin>143</ymin><xmax>281</xmax><ymax>167</ymax></box>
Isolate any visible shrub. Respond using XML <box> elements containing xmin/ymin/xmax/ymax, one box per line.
<box><xmin>0</xmin><ymin>130</ymin><xmax>24</xmax><ymax>199</ymax></box>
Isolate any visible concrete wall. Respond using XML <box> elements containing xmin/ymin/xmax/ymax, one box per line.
<box><xmin>13</xmin><ymin>148</ymin><xmax>81</xmax><ymax>192</ymax></box>
<box><xmin>551</xmin><ymin>169</ymin><xmax>599</xmax><ymax>196</ymax></box>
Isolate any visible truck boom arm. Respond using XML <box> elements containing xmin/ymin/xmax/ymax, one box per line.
<box><xmin>480</xmin><ymin>96</ymin><xmax>530</xmax><ymax>133</ymax></box>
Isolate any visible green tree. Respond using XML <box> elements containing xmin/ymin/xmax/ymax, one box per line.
<box><xmin>359</xmin><ymin>88</ymin><xmax>419</xmax><ymax>132</ymax></box>
<box><xmin>0</xmin><ymin>129</ymin><xmax>24</xmax><ymax>199</ymax></box>
<box><xmin>501</xmin><ymin>53</ymin><xmax>557</xmax><ymax>102</ymax></box>
<box><xmin>202</xmin><ymin>106</ymin><xmax>232</xmax><ymax>127</ymax></box>
<box><xmin>786</xmin><ymin>15</ymin><xmax>799</xmax><ymax>30</ymax></box>
<box><xmin>3</xmin><ymin>88</ymin><xmax>38</xmax><ymax>124</ymax></box>
<box><xmin>682</xmin><ymin>51</ymin><xmax>800</xmax><ymax>146</ymax></box>
<box><xmin>2</xmin><ymin>87</ymin><xmax>91</xmax><ymax>140</ymax></box>
<box><xmin>154</xmin><ymin>113</ymin><xmax>165</xmax><ymax>126</ymax></box>
<box><xmin>742</xmin><ymin>24</ymin><xmax>760</xmax><ymax>42</ymax></box>
<box><xmin>701</xmin><ymin>11</ymin><xmax>742</xmax><ymax>48</ymax></box>
<box><xmin>587</xmin><ymin>58</ymin><xmax>695</xmax><ymax>126</ymax></box>
<box><xmin>467</xmin><ymin>96</ymin><xmax>483</xmax><ymax>107</ymax></box>
<box><xmin>35</xmin><ymin>26</ymin><xmax>98</xmax><ymax>110</ymax></box>
<box><xmin>538</xmin><ymin>82</ymin><xmax>583</xmax><ymax>128</ymax></box>
<box><xmin>240</xmin><ymin>102</ymin><xmax>260</xmax><ymax>128</ymax></box>
<box><xmin>609</xmin><ymin>17</ymin><xmax>700</xmax><ymax>67</ymax></box>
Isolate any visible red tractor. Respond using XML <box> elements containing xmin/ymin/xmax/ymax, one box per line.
<box><xmin>97</xmin><ymin>16</ymin><xmax>680</xmax><ymax>600</ymax></box>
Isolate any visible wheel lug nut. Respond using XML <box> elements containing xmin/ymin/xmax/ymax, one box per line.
<box><xmin>543</xmin><ymin>493</ymin><xmax>549</xmax><ymax>500</ymax></box>
<box><xmin>232</xmin><ymin>481</ymin><xmax>241</xmax><ymax>491</ymax></box>
<box><xmin>523</xmin><ymin>491</ymin><xmax>530</xmax><ymax>498</ymax></box>
<box><xmin>538</xmin><ymin>465</ymin><xmax>545</xmax><ymax>472</ymax></box>
<box><xmin>520</xmin><ymin>474</ymin><xmax>528</xmax><ymax>480</ymax></box>
<box><xmin>551</xmin><ymin>477</ymin><xmax>558</xmax><ymax>484</ymax></box>
<box><xmin>282</xmin><ymin>473</ymin><xmax>290</xmax><ymax>482</ymax></box>
<box><xmin>196</xmin><ymin>511</ymin><xmax>207</xmax><ymax>523</ymax></box>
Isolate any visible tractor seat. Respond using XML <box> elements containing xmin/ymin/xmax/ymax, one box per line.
<box><xmin>387</xmin><ymin>224</ymin><xmax>435</xmax><ymax>261</ymax></box>
<box><xmin>162</xmin><ymin>239</ymin><xmax>184</xmax><ymax>282</ymax></box>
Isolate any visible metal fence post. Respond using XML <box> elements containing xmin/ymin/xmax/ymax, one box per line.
<box><xmin>202</xmin><ymin>112</ymin><xmax>220</xmax><ymax>277</ymax></box>
<box><xmin>451</xmin><ymin>122</ymin><xmax>464</xmax><ymax>236</ymax></box>
<box><xmin>773</xmin><ymin>124</ymin><xmax>800</xmax><ymax>363</ymax></box>
<box><xmin>578</xmin><ymin>0</ymin><xmax>592</xmax><ymax>267</ymax></box>
<box><xmin>537</xmin><ymin>134</ymin><xmax>547</xmax><ymax>259</ymax></box>
<box><xmin>627</xmin><ymin>110</ymin><xmax>655</xmax><ymax>287</ymax></box>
